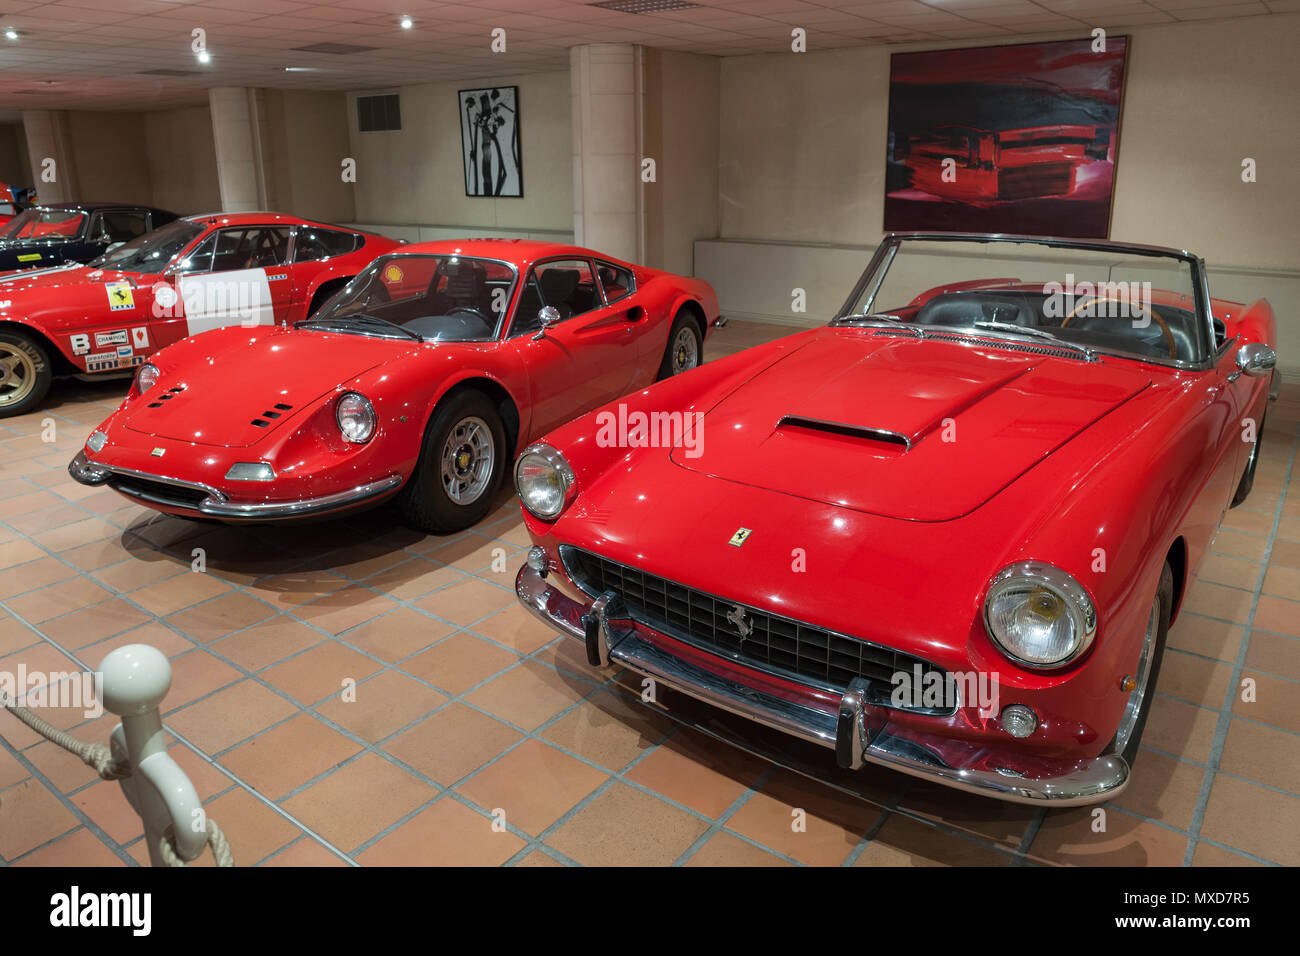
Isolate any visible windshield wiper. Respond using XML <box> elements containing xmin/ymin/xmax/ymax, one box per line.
<box><xmin>297</xmin><ymin>312</ymin><xmax>423</xmax><ymax>342</ymax></box>
<box><xmin>967</xmin><ymin>321</ymin><xmax>1095</xmax><ymax>360</ymax></box>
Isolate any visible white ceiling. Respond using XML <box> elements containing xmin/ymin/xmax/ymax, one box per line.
<box><xmin>0</xmin><ymin>0</ymin><xmax>1295</xmax><ymax>111</ymax></box>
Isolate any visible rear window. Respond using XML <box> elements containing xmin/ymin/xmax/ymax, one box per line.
<box><xmin>294</xmin><ymin>228</ymin><xmax>361</xmax><ymax>262</ymax></box>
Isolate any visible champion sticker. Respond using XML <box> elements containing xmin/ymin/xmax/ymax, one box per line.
<box><xmin>106</xmin><ymin>282</ymin><xmax>135</xmax><ymax>311</ymax></box>
<box><xmin>96</xmin><ymin>330</ymin><xmax>129</xmax><ymax>347</ymax></box>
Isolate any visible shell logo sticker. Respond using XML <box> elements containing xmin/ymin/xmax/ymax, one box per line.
<box><xmin>384</xmin><ymin>264</ymin><xmax>404</xmax><ymax>283</ymax></box>
<box><xmin>106</xmin><ymin>282</ymin><xmax>135</xmax><ymax>311</ymax></box>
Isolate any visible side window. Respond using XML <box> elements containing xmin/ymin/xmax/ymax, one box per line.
<box><xmin>175</xmin><ymin>233</ymin><xmax>216</xmax><ymax>273</ymax></box>
<box><xmin>511</xmin><ymin>259</ymin><xmax>599</xmax><ymax>337</ymax></box>
<box><xmin>294</xmin><ymin>228</ymin><xmax>361</xmax><ymax>263</ymax></box>
<box><xmin>97</xmin><ymin>211</ymin><xmax>149</xmax><ymax>243</ymax></box>
<box><xmin>596</xmin><ymin>261</ymin><xmax>635</xmax><ymax>304</ymax></box>
<box><xmin>211</xmin><ymin>227</ymin><xmax>291</xmax><ymax>272</ymax></box>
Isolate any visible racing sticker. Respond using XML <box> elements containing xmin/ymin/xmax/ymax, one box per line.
<box><xmin>17</xmin><ymin>253</ymin><xmax>41</xmax><ymax>263</ymax></box>
<box><xmin>384</xmin><ymin>264</ymin><xmax>404</xmax><ymax>283</ymax></box>
<box><xmin>105</xmin><ymin>282</ymin><xmax>135</xmax><ymax>311</ymax></box>
<box><xmin>95</xmin><ymin>330</ymin><xmax>129</xmax><ymax>347</ymax></box>
<box><xmin>131</xmin><ymin>327</ymin><xmax>149</xmax><ymax>349</ymax></box>
<box><xmin>69</xmin><ymin>334</ymin><xmax>90</xmax><ymax>356</ymax></box>
<box><xmin>267</xmin><ymin>272</ymin><xmax>287</xmax><ymax>281</ymax></box>
<box><xmin>85</xmin><ymin>352</ymin><xmax>145</xmax><ymax>373</ymax></box>
<box><xmin>116</xmin><ymin>345</ymin><xmax>133</xmax><ymax>359</ymax></box>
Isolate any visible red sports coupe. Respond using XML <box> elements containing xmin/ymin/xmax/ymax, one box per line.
<box><xmin>0</xmin><ymin>213</ymin><xmax>399</xmax><ymax>417</ymax></box>
<box><xmin>69</xmin><ymin>240</ymin><xmax>719</xmax><ymax>533</ymax></box>
<box><xmin>514</xmin><ymin>233</ymin><xmax>1278</xmax><ymax>805</ymax></box>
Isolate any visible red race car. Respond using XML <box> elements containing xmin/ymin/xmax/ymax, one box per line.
<box><xmin>514</xmin><ymin>233</ymin><xmax>1278</xmax><ymax>806</ymax></box>
<box><xmin>0</xmin><ymin>213</ymin><xmax>400</xmax><ymax>417</ymax></box>
<box><xmin>69</xmin><ymin>240</ymin><xmax>720</xmax><ymax>533</ymax></box>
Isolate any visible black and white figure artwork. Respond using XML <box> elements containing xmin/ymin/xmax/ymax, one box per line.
<box><xmin>459</xmin><ymin>86</ymin><xmax>522</xmax><ymax>198</ymax></box>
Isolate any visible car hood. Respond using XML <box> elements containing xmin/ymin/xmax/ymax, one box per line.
<box><xmin>0</xmin><ymin>262</ymin><xmax>128</xmax><ymax>290</ymax></box>
<box><xmin>123</xmin><ymin>328</ymin><xmax>412</xmax><ymax>448</ymax></box>
<box><xmin>669</xmin><ymin>329</ymin><xmax>1151</xmax><ymax>521</ymax></box>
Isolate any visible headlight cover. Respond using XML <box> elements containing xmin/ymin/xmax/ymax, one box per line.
<box><xmin>515</xmin><ymin>444</ymin><xmax>574</xmax><ymax>520</ymax></box>
<box><xmin>336</xmin><ymin>392</ymin><xmax>376</xmax><ymax>444</ymax></box>
<box><xmin>85</xmin><ymin>430</ymin><xmax>108</xmax><ymax>454</ymax></box>
<box><xmin>983</xmin><ymin>561</ymin><xmax>1097</xmax><ymax>669</ymax></box>
<box><xmin>135</xmin><ymin>363</ymin><xmax>160</xmax><ymax>395</ymax></box>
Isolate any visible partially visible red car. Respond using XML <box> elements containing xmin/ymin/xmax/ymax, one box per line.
<box><xmin>0</xmin><ymin>213</ymin><xmax>400</xmax><ymax>416</ymax></box>
<box><xmin>513</xmin><ymin>233</ymin><xmax>1278</xmax><ymax>806</ymax></box>
<box><xmin>69</xmin><ymin>239</ymin><xmax>720</xmax><ymax>533</ymax></box>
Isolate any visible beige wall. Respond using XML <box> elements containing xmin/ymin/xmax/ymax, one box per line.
<box><xmin>0</xmin><ymin>124</ymin><xmax>32</xmax><ymax>189</ymax></box>
<box><xmin>142</xmin><ymin>106</ymin><xmax>221</xmax><ymax>214</ymax></box>
<box><xmin>263</xmin><ymin>90</ymin><xmax>355</xmax><ymax>224</ymax></box>
<box><xmin>643</xmin><ymin>50</ymin><xmax>721</xmax><ymax>276</ymax></box>
<box><xmin>709</xmin><ymin>14</ymin><xmax>1300</xmax><ymax>376</ymax></box>
<box><xmin>346</xmin><ymin>71</ymin><xmax>572</xmax><ymax>233</ymax></box>
<box><xmin>66</xmin><ymin>111</ymin><xmax>153</xmax><ymax>205</ymax></box>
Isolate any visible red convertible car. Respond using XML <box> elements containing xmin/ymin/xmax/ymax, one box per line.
<box><xmin>69</xmin><ymin>240</ymin><xmax>719</xmax><ymax>533</ymax></box>
<box><xmin>0</xmin><ymin>213</ymin><xmax>398</xmax><ymax>417</ymax></box>
<box><xmin>514</xmin><ymin>233</ymin><xmax>1278</xmax><ymax>805</ymax></box>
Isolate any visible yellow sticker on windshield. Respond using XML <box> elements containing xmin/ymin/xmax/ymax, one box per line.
<box><xmin>384</xmin><ymin>264</ymin><xmax>404</xmax><ymax>283</ymax></box>
<box><xmin>17</xmin><ymin>253</ymin><xmax>40</xmax><ymax>262</ymax></box>
<box><xmin>105</xmin><ymin>282</ymin><xmax>134</xmax><ymax>311</ymax></box>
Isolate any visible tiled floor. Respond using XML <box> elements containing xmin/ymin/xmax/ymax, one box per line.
<box><xmin>1</xmin><ymin>319</ymin><xmax>1297</xmax><ymax>867</ymax></box>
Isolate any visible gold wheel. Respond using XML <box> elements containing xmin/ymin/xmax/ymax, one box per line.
<box><xmin>0</xmin><ymin>341</ymin><xmax>38</xmax><ymax>410</ymax></box>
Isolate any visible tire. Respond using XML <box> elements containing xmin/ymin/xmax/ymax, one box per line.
<box><xmin>1108</xmin><ymin>561</ymin><xmax>1173</xmax><ymax>767</ymax></box>
<box><xmin>0</xmin><ymin>328</ymin><xmax>53</xmax><ymax>419</ymax></box>
<box><xmin>1230</xmin><ymin>409</ymin><xmax>1265</xmax><ymax>507</ymax></box>
<box><xmin>395</xmin><ymin>389</ymin><xmax>506</xmax><ymax>533</ymax></box>
<box><xmin>656</xmin><ymin>310</ymin><xmax>703</xmax><ymax>380</ymax></box>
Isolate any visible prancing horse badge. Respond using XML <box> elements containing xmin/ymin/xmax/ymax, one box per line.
<box><xmin>728</xmin><ymin>527</ymin><xmax>752</xmax><ymax>547</ymax></box>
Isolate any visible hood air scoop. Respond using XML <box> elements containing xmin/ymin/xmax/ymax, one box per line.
<box><xmin>776</xmin><ymin>415</ymin><xmax>911</xmax><ymax>452</ymax></box>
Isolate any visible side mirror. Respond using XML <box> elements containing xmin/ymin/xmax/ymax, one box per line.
<box><xmin>1236</xmin><ymin>343</ymin><xmax>1276</xmax><ymax>378</ymax></box>
<box><xmin>531</xmin><ymin>305</ymin><xmax>561</xmax><ymax>341</ymax></box>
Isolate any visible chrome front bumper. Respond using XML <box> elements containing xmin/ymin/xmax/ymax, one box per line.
<box><xmin>69</xmin><ymin>450</ymin><xmax>403</xmax><ymax>521</ymax></box>
<box><xmin>516</xmin><ymin>563</ymin><xmax>1130</xmax><ymax>806</ymax></box>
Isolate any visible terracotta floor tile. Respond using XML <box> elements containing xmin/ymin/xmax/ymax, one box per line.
<box><xmin>165</xmin><ymin>679</ymin><xmax>299</xmax><ymax>753</ymax></box>
<box><xmin>1180</xmin><ymin>581</ymin><xmax>1254</xmax><ymax>624</ymax></box>
<box><xmin>0</xmin><ymin>556</ymin><xmax>76</xmax><ymax>600</ymax></box>
<box><xmin>1232</xmin><ymin>670</ymin><xmax>1300</xmax><ymax>734</ymax></box>
<box><xmin>683</xmin><ymin>830</ymin><xmax>793</xmax><ymax>866</ymax></box>
<box><xmin>280</xmin><ymin>751</ymin><xmax>434</xmax><ymax>854</ymax></box>
<box><xmin>40</xmin><ymin>599</ymin><xmax>155</xmax><ymax>650</ymax></box>
<box><xmin>1168</xmin><ymin>614</ymin><xmax>1244</xmax><ymax>662</ymax></box>
<box><xmin>1155</xmin><ymin>650</ymin><xmax>1232</xmax><ymax>709</ymax></box>
<box><xmin>1218</xmin><ymin>717</ymin><xmax>1300</xmax><ymax>793</ymax></box>
<box><xmin>1262</xmin><ymin>563</ymin><xmax>1300</xmax><ymax>600</ymax></box>
<box><xmin>1190</xmin><ymin>842</ymin><xmax>1265</xmax><ymax>866</ymax></box>
<box><xmin>160</xmin><ymin>649</ymin><xmax>244</xmax><ymax>710</ymax></box>
<box><xmin>1197</xmin><ymin>554</ymin><xmax>1261</xmax><ymax>591</ymax></box>
<box><xmin>465</xmin><ymin>659</ymin><xmax>590</xmax><ymax>730</ymax></box>
<box><xmin>457</xmin><ymin>738</ymin><xmax>608</xmax><ymax>835</ymax></box>
<box><xmin>258</xmin><ymin>641</ymin><xmax>383</xmax><ymax>706</ymax></box>
<box><xmin>315</xmin><ymin>669</ymin><xmax>447</xmax><ymax>743</ymax></box>
<box><xmin>5</xmin><ymin>576</ymin><xmax>113</xmax><ymax>624</ymax></box>
<box><xmin>70</xmin><ymin>778</ymin><xmax>144</xmax><ymax>846</ymax></box>
<box><xmin>402</xmin><ymin>632</ymin><xmax>519</xmax><ymax>696</ymax></box>
<box><xmin>356</xmin><ymin>797</ymin><xmax>526</xmax><ymax>866</ymax></box>
<box><xmin>414</xmin><ymin>577</ymin><xmax>515</xmax><ymax>627</ymax></box>
<box><xmin>339</xmin><ymin>606</ymin><xmax>455</xmax><ymax>663</ymax></box>
<box><xmin>293</xmin><ymin>586</ymin><xmax>399</xmax><ymax>636</ymax></box>
<box><xmin>471</xmin><ymin>602</ymin><xmax>560</xmax><ymax>654</ymax></box>
<box><xmin>853</xmin><ymin>814</ymin><xmax>1012</xmax><ymax>866</ymax></box>
<box><xmin>0</xmin><ymin>746</ymin><xmax>29</xmax><ymax>790</ymax></box>
<box><xmin>1111</xmin><ymin>750</ymin><xmax>1205</xmax><ymax>830</ymax></box>
<box><xmin>210</xmin><ymin>616</ymin><xmax>324</xmax><ymax>671</ymax></box>
<box><xmin>514</xmin><ymin>848</ymin><xmax>567</xmax><ymax>866</ymax></box>
<box><xmin>548</xmin><ymin>783</ymin><xmax>710</xmax><ymax>866</ymax></box>
<box><xmin>1244</xmin><ymin>630</ymin><xmax>1300</xmax><ymax>680</ymax></box>
<box><xmin>12</xmin><ymin>826</ymin><xmax>125</xmax><ymax>867</ymax></box>
<box><xmin>262</xmin><ymin>836</ymin><xmax>350</xmax><ymax>867</ymax></box>
<box><xmin>221</xmin><ymin>714</ymin><xmax>363</xmax><ymax>800</ymax></box>
<box><xmin>896</xmin><ymin>780</ymin><xmax>1035</xmax><ymax>847</ymax></box>
<box><xmin>1144</xmin><ymin>696</ymin><xmax>1219</xmax><ymax>763</ymax></box>
<box><xmin>384</xmin><ymin>703</ymin><xmax>522</xmax><ymax>786</ymax></box>
<box><xmin>540</xmin><ymin>689</ymin><xmax>674</xmax><ymax>771</ymax></box>
<box><xmin>625</xmin><ymin>729</ymin><xmax>769</xmax><ymax>819</ymax></box>
<box><xmin>164</xmin><ymin>591</ymin><xmax>278</xmax><ymax>643</ymax></box>
<box><xmin>1200</xmin><ymin>774</ymin><xmax>1300</xmax><ymax>866</ymax></box>
<box><xmin>201</xmin><ymin>786</ymin><xmax>305</xmax><ymax>865</ymax></box>
<box><xmin>1030</xmin><ymin>809</ymin><xmax>1188</xmax><ymax>866</ymax></box>
<box><xmin>1210</xmin><ymin>529</ymin><xmax>1269</xmax><ymax>562</ymax></box>
<box><xmin>1251</xmin><ymin>594</ymin><xmax>1300</xmax><ymax>639</ymax></box>
<box><xmin>725</xmin><ymin>771</ymin><xmax>883</xmax><ymax>866</ymax></box>
<box><xmin>362</xmin><ymin>557</ymin><xmax>468</xmax><ymax>602</ymax></box>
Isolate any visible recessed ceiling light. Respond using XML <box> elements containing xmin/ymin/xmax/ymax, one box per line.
<box><xmin>284</xmin><ymin>66</ymin><xmax>318</xmax><ymax>72</ymax></box>
<box><xmin>197</xmin><ymin>50</ymin><xmax>210</xmax><ymax>64</ymax></box>
<box><xmin>400</xmin><ymin>16</ymin><xmax>413</xmax><ymax>30</ymax></box>
<box><xmin>4</xmin><ymin>29</ymin><xmax>19</xmax><ymax>41</ymax></box>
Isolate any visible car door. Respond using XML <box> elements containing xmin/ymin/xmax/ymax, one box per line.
<box><xmin>507</xmin><ymin>257</ymin><xmax>642</xmax><ymax>438</ymax></box>
<box><xmin>173</xmin><ymin>225</ymin><xmax>292</xmax><ymax>334</ymax></box>
<box><xmin>594</xmin><ymin>258</ymin><xmax>657</xmax><ymax>379</ymax></box>
<box><xmin>289</xmin><ymin>225</ymin><xmax>364</xmax><ymax>321</ymax></box>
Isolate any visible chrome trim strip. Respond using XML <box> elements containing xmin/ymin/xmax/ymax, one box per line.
<box><xmin>516</xmin><ymin>565</ymin><xmax>1129</xmax><ymax>806</ymax></box>
<box><xmin>776</xmin><ymin>415</ymin><xmax>911</xmax><ymax>450</ymax></box>
<box><xmin>69</xmin><ymin>452</ymin><xmax>226</xmax><ymax>502</ymax></box>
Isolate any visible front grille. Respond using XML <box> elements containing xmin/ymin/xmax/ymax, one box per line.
<box><xmin>997</xmin><ymin>162</ymin><xmax>1072</xmax><ymax>200</ymax></box>
<box><xmin>562</xmin><ymin>547</ymin><xmax>954</xmax><ymax>713</ymax></box>
<box><xmin>109</xmin><ymin>475</ymin><xmax>209</xmax><ymax>509</ymax></box>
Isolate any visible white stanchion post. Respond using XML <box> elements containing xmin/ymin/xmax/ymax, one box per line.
<box><xmin>100</xmin><ymin>645</ymin><xmax>208</xmax><ymax>866</ymax></box>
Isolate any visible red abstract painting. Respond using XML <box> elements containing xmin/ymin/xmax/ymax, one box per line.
<box><xmin>884</xmin><ymin>37</ymin><xmax>1129</xmax><ymax>238</ymax></box>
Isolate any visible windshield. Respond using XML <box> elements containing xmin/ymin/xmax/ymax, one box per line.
<box><xmin>839</xmin><ymin>237</ymin><xmax>1209</xmax><ymax>364</ymax></box>
<box><xmin>87</xmin><ymin>219</ymin><xmax>205</xmax><ymax>275</ymax></box>
<box><xmin>0</xmin><ymin>208</ymin><xmax>87</xmax><ymax>241</ymax></box>
<box><xmin>306</xmin><ymin>253</ymin><xmax>517</xmax><ymax>342</ymax></box>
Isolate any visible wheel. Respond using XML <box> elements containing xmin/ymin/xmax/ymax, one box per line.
<box><xmin>0</xmin><ymin>328</ymin><xmax>53</xmax><ymax>418</ymax></box>
<box><xmin>657</xmin><ymin>311</ymin><xmax>702</xmax><ymax>380</ymax></box>
<box><xmin>1230</xmin><ymin>409</ymin><xmax>1265</xmax><ymax>507</ymax></box>
<box><xmin>1108</xmin><ymin>562</ymin><xmax>1173</xmax><ymax>766</ymax></box>
<box><xmin>395</xmin><ymin>389</ymin><xmax>506</xmax><ymax>533</ymax></box>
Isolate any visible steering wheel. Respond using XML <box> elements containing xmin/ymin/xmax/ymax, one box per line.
<box><xmin>1062</xmin><ymin>296</ymin><xmax>1176</xmax><ymax>360</ymax></box>
<box><xmin>449</xmin><ymin>306</ymin><xmax>490</xmax><ymax>324</ymax></box>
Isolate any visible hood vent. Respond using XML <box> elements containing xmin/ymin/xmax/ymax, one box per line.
<box><xmin>777</xmin><ymin>415</ymin><xmax>911</xmax><ymax>451</ymax></box>
<box><xmin>146</xmin><ymin>386</ymin><xmax>185</xmax><ymax>409</ymax></box>
<box><xmin>251</xmin><ymin>403</ymin><xmax>293</xmax><ymax>428</ymax></box>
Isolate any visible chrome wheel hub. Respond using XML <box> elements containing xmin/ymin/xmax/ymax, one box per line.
<box><xmin>672</xmin><ymin>327</ymin><xmax>699</xmax><ymax>374</ymax></box>
<box><xmin>440</xmin><ymin>415</ymin><xmax>494</xmax><ymax>505</ymax></box>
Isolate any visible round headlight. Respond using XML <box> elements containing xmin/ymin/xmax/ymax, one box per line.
<box><xmin>135</xmin><ymin>363</ymin><xmax>160</xmax><ymax>395</ymax></box>
<box><xmin>336</xmin><ymin>392</ymin><xmax>376</xmax><ymax>443</ymax></box>
<box><xmin>515</xmin><ymin>444</ymin><xmax>574</xmax><ymax>520</ymax></box>
<box><xmin>983</xmin><ymin>562</ymin><xmax>1097</xmax><ymax>669</ymax></box>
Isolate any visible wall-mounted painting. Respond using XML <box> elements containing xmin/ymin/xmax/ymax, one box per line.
<box><xmin>460</xmin><ymin>86</ymin><xmax>522</xmax><ymax>198</ymax></box>
<box><xmin>884</xmin><ymin>37</ymin><xmax>1128</xmax><ymax>238</ymax></box>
